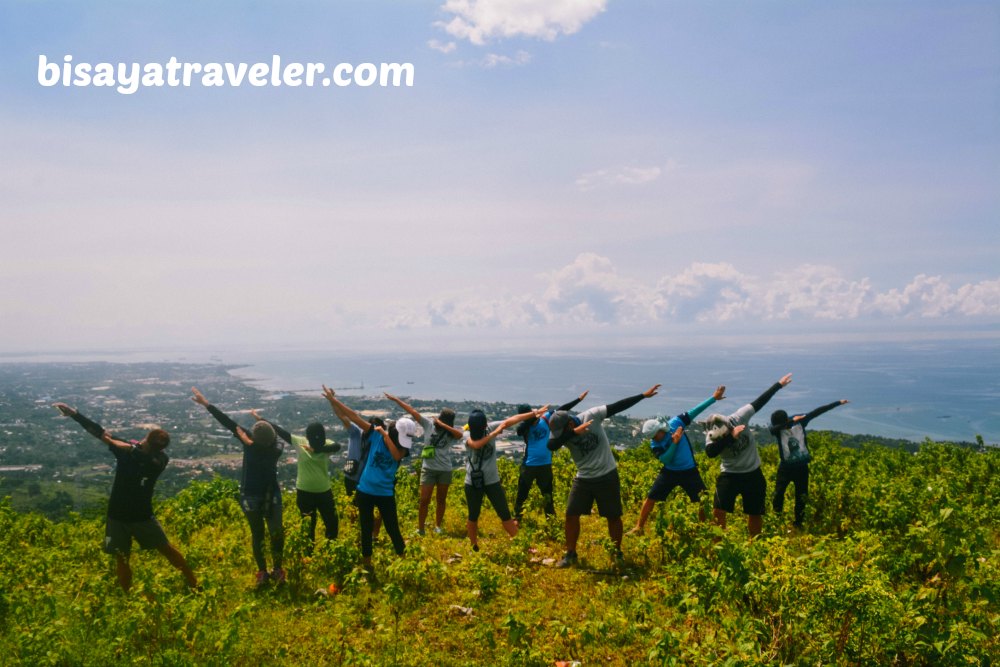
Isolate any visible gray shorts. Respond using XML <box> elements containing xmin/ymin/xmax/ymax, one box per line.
<box><xmin>420</xmin><ymin>468</ymin><xmax>454</xmax><ymax>486</ymax></box>
<box><xmin>104</xmin><ymin>517</ymin><xmax>168</xmax><ymax>556</ymax></box>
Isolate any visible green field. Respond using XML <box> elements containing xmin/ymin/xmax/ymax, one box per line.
<box><xmin>2</xmin><ymin>435</ymin><xmax>997</xmax><ymax>666</ymax></box>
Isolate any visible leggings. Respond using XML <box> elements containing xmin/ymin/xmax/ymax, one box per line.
<box><xmin>296</xmin><ymin>489</ymin><xmax>339</xmax><ymax>546</ymax></box>
<box><xmin>240</xmin><ymin>492</ymin><xmax>284</xmax><ymax>572</ymax></box>
<box><xmin>514</xmin><ymin>464</ymin><xmax>555</xmax><ymax>518</ymax></box>
<box><xmin>356</xmin><ymin>491</ymin><xmax>405</xmax><ymax>558</ymax></box>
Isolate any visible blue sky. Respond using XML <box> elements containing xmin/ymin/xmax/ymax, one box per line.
<box><xmin>1</xmin><ymin>1</ymin><xmax>998</xmax><ymax>353</ymax></box>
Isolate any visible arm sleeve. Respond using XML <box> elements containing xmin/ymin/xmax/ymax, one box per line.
<box><xmin>801</xmin><ymin>401</ymin><xmax>843</xmax><ymax>427</ymax></box>
<box><xmin>705</xmin><ymin>432</ymin><xmax>734</xmax><ymax>458</ymax></box>
<box><xmin>69</xmin><ymin>411</ymin><xmax>106</xmax><ymax>440</ymax></box>
<box><xmin>686</xmin><ymin>396</ymin><xmax>717</xmax><ymax>421</ymax></box>
<box><xmin>750</xmin><ymin>382</ymin><xmax>784</xmax><ymax>413</ymax></box>
<box><xmin>267</xmin><ymin>420</ymin><xmax>293</xmax><ymax>445</ymax></box>
<box><xmin>557</xmin><ymin>395</ymin><xmax>585</xmax><ymax>412</ymax></box>
<box><xmin>605</xmin><ymin>393</ymin><xmax>646</xmax><ymax>419</ymax></box>
<box><xmin>314</xmin><ymin>439</ymin><xmax>342</xmax><ymax>454</ymax></box>
<box><xmin>206</xmin><ymin>404</ymin><xmax>245</xmax><ymax>440</ymax></box>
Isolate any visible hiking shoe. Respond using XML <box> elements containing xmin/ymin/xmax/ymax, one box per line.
<box><xmin>555</xmin><ymin>551</ymin><xmax>578</xmax><ymax>568</ymax></box>
<box><xmin>271</xmin><ymin>568</ymin><xmax>287</xmax><ymax>585</ymax></box>
<box><xmin>254</xmin><ymin>570</ymin><xmax>269</xmax><ymax>588</ymax></box>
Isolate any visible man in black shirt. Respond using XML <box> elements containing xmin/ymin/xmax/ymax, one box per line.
<box><xmin>54</xmin><ymin>403</ymin><xmax>197</xmax><ymax>593</ymax></box>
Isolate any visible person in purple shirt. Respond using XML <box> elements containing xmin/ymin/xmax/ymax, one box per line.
<box><xmin>53</xmin><ymin>402</ymin><xmax>197</xmax><ymax>593</ymax></box>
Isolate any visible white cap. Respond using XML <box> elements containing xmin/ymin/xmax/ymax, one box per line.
<box><xmin>395</xmin><ymin>417</ymin><xmax>417</xmax><ymax>449</ymax></box>
<box><xmin>641</xmin><ymin>418</ymin><xmax>669</xmax><ymax>436</ymax></box>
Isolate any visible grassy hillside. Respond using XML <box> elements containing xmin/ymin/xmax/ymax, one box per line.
<box><xmin>2</xmin><ymin>434</ymin><xmax>998</xmax><ymax>666</ymax></box>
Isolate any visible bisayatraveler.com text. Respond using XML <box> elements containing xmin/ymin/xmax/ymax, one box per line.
<box><xmin>37</xmin><ymin>55</ymin><xmax>415</xmax><ymax>95</ymax></box>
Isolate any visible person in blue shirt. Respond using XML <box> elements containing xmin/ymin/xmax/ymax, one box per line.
<box><xmin>323</xmin><ymin>385</ymin><xmax>408</xmax><ymax>572</ymax></box>
<box><xmin>630</xmin><ymin>385</ymin><xmax>726</xmax><ymax>534</ymax></box>
<box><xmin>511</xmin><ymin>390</ymin><xmax>588</xmax><ymax>523</ymax></box>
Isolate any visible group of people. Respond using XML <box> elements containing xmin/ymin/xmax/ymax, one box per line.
<box><xmin>53</xmin><ymin>374</ymin><xmax>847</xmax><ymax>591</ymax></box>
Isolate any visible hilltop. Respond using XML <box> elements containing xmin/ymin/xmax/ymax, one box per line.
<box><xmin>2</xmin><ymin>434</ymin><xmax>998</xmax><ymax>666</ymax></box>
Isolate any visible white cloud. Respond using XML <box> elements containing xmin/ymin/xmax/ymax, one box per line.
<box><xmin>428</xmin><ymin>39</ymin><xmax>458</xmax><ymax>54</ymax></box>
<box><xmin>576</xmin><ymin>165</ymin><xmax>663</xmax><ymax>191</ymax></box>
<box><xmin>383</xmin><ymin>254</ymin><xmax>1000</xmax><ymax>330</ymax></box>
<box><xmin>481</xmin><ymin>50</ymin><xmax>532</xmax><ymax>68</ymax></box>
<box><xmin>437</xmin><ymin>0</ymin><xmax>607</xmax><ymax>45</ymax></box>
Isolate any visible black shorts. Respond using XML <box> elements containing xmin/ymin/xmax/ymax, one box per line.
<box><xmin>465</xmin><ymin>482</ymin><xmax>512</xmax><ymax>522</ymax></box>
<box><xmin>647</xmin><ymin>467</ymin><xmax>707</xmax><ymax>503</ymax></box>
<box><xmin>104</xmin><ymin>517</ymin><xmax>169</xmax><ymax>556</ymax></box>
<box><xmin>566</xmin><ymin>469</ymin><xmax>623</xmax><ymax>519</ymax></box>
<box><xmin>713</xmin><ymin>468</ymin><xmax>766</xmax><ymax>515</ymax></box>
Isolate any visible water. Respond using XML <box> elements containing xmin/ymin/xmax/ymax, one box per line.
<box><xmin>226</xmin><ymin>339</ymin><xmax>1000</xmax><ymax>444</ymax></box>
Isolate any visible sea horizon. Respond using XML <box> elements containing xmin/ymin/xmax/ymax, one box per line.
<box><xmin>2</xmin><ymin>338</ymin><xmax>996</xmax><ymax>444</ymax></box>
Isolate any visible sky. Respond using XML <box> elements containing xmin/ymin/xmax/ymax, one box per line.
<box><xmin>1</xmin><ymin>0</ymin><xmax>998</xmax><ymax>354</ymax></box>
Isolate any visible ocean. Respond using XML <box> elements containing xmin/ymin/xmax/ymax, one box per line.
<box><xmin>3</xmin><ymin>339</ymin><xmax>995</xmax><ymax>443</ymax></box>
<box><xmin>222</xmin><ymin>339</ymin><xmax>1000</xmax><ymax>444</ymax></box>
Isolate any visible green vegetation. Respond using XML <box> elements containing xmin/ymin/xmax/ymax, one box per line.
<box><xmin>2</xmin><ymin>434</ymin><xmax>997</xmax><ymax>666</ymax></box>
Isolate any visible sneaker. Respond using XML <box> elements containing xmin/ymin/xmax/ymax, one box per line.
<box><xmin>472</xmin><ymin>543</ymin><xmax>480</xmax><ymax>552</ymax></box>
<box><xmin>555</xmin><ymin>551</ymin><xmax>578</xmax><ymax>568</ymax></box>
<box><xmin>414</xmin><ymin>528</ymin><xmax>426</xmax><ymax>537</ymax></box>
<box><xmin>271</xmin><ymin>568</ymin><xmax>287</xmax><ymax>585</ymax></box>
<box><xmin>254</xmin><ymin>570</ymin><xmax>269</xmax><ymax>588</ymax></box>
<box><xmin>433</xmin><ymin>526</ymin><xmax>443</xmax><ymax>535</ymax></box>
<box><xmin>613</xmin><ymin>549</ymin><xmax>626</xmax><ymax>569</ymax></box>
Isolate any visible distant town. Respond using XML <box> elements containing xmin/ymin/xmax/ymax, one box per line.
<box><xmin>0</xmin><ymin>362</ymin><xmax>648</xmax><ymax>518</ymax></box>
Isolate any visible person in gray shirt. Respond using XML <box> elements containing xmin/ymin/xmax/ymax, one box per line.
<box><xmin>547</xmin><ymin>385</ymin><xmax>661</xmax><ymax>568</ymax></box>
<box><xmin>384</xmin><ymin>393</ymin><xmax>464</xmax><ymax>536</ymax></box>
<box><xmin>704</xmin><ymin>374</ymin><xmax>792</xmax><ymax>538</ymax></box>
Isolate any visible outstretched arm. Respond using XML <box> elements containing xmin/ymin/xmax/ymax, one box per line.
<box><xmin>470</xmin><ymin>406</ymin><xmax>548</xmax><ymax>449</ymax></box>
<box><xmin>556</xmin><ymin>390</ymin><xmax>589</xmax><ymax>412</ymax></box>
<box><xmin>191</xmin><ymin>387</ymin><xmax>252</xmax><ymax>446</ymax></box>
<box><xmin>384</xmin><ymin>393</ymin><xmax>423</xmax><ymax>422</ymax></box>
<box><xmin>606</xmin><ymin>385</ymin><xmax>661</xmax><ymax>418</ymax></box>
<box><xmin>54</xmin><ymin>403</ymin><xmax>106</xmax><ymax>441</ymax></box>
<box><xmin>323</xmin><ymin>385</ymin><xmax>370</xmax><ymax>433</ymax></box>
<box><xmin>684</xmin><ymin>385</ymin><xmax>726</xmax><ymax>424</ymax></box>
<box><xmin>800</xmin><ymin>399</ymin><xmax>849</xmax><ymax>427</ymax></box>
<box><xmin>750</xmin><ymin>374</ymin><xmax>792</xmax><ymax>413</ymax></box>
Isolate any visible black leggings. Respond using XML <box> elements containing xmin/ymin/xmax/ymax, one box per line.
<box><xmin>356</xmin><ymin>491</ymin><xmax>405</xmax><ymax>558</ymax></box>
<box><xmin>297</xmin><ymin>489</ymin><xmax>339</xmax><ymax>547</ymax></box>
<box><xmin>514</xmin><ymin>464</ymin><xmax>555</xmax><ymax>518</ymax></box>
<box><xmin>773</xmin><ymin>464</ymin><xmax>809</xmax><ymax>525</ymax></box>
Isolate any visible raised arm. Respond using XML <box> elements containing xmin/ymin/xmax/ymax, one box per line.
<box><xmin>191</xmin><ymin>387</ymin><xmax>252</xmax><ymax>446</ymax></box>
<box><xmin>53</xmin><ymin>403</ymin><xmax>106</xmax><ymax>440</ymax></box>
<box><xmin>750</xmin><ymin>374</ymin><xmax>792</xmax><ymax>413</ymax></box>
<box><xmin>323</xmin><ymin>385</ymin><xmax>370</xmax><ymax>433</ymax></box>
<box><xmin>470</xmin><ymin>406</ymin><xmax>548</xmax><ymax>449</ymax></box>
<box><xmin>800</xmin><ymin>399</ymin><xmax>848</xmax><ymax>427</ymax></box>
<box><xmin>557</xmin><ymin>390</ymin><xmax>589</xmax><ymax>412</ymax></box>
<box><xmin>683</xmin><ymin>385</ymin><xmax>726</xmax><ymax>424</ymax></box>
<box><xmin>605</xmin><ymin>385</ymin><xmax>661</xmax><ymax>418</ymax></box>
<box><xmin>384</xmin><ymin>392</ymin><xmax>423</xmax><ymax>422</ymax></box>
